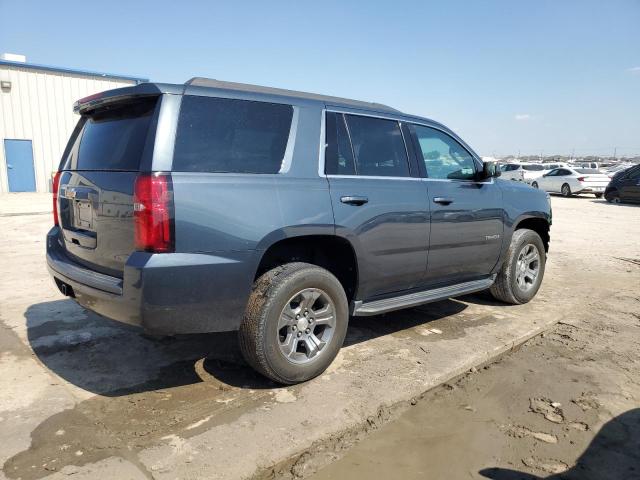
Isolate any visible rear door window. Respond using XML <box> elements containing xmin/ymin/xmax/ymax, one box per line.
<box><xmin>67</xmin><ymin>97</ymin><xmax>158</xmax><ymax>171</ymax></box>
<box><xmin>325</xmin><ymin>112</ymin><xmax>356</xmax><ymax>175</ymax></box>
<box><xmin>173</xmin><ymin>95</ymin><xmax>293</xmax><ymax>174</ymax></box>
<box><xmin>344</xmin><ymin>115</ymin><xmax>410</xmax><ymax>177</ymax></box>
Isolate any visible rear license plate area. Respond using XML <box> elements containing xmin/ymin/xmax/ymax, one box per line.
<box><xmin>74</xmin><ymin>200</ymin><xmax>94</xmax><ymax>230</ymax></box>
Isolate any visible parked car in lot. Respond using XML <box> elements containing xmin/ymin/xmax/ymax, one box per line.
<box><xmin>540</xmin><ymin>162</ymin><xmax>570</xmax><ymax>171</ymax></box>
<box><xmin>531</xmin><ymin>167</ymin><xmax>610</xmax><ymax>197</ymax></box>
<box><xmin>604</xmin><ymin>164</ymin><xmax>640</xmax><ymax>204</ymax></box>
<box><xmin>47</xmin><ymin>79</ymin><xmax>552</xmax><ymax>384</ymax></box>
<box><xmin>605</xmin><ymin>163</ymin><xmax>636</xmax><ymax>179</ymax></box>
<box><xmin>499</xmin><ymin>163</ymin><xmax>546</xmax><ymax>182</ymax></box>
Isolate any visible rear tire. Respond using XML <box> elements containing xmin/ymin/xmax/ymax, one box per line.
<box><xmin>490</xmin><ymin>229</ymin><xmax>546</xmax><ymax>305</ymax></box>
<box><xmin>605</xmin><ymin>190</ymin><xmax>620</xmax><ymax>203</ymax></box>
<box><xmin>238</xmin><ymin>262</ymin><xmax>349</xmax><ymax>384</ymax></box>
<box><xmin>561</xmin><ymin>183</ymin><xmax>572</xmax><ymax>197</ymax></box>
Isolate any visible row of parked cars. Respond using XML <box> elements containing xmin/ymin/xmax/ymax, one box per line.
<box><xmin>499</xmin><ymin>162</ymin><xmax>640</xmax><ymax>204</ymax></box>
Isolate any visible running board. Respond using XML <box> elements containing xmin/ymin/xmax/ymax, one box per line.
<box><xmin>351</xmin><ymin>276</ymin><xmax>496</xmax><ymax>316</ymax></box>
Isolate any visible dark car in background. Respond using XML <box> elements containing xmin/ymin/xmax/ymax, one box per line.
<box><xmin>47</xmin><ymin>79</ymin><xmax>552</xmax><ymax>384</ymax></box>
<box><xmin>605</xmin><ymin>164</ymin><xmax>640</xmax><ymax>204</ymax></box>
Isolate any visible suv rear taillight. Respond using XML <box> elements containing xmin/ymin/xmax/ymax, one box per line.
<box><xmin>577</xmin><ymin>177</ymin><xmax>585</xmax><ymax>182</ymax></box>
<box><xmin>52</xmin><ymin>171</ymin><xmax>62</xmax><ymax>226</ymax></box>
<box><xmin>133</xmin><ymin>173</ymin><xmax>175</xmax><ymax>253</ymax></box>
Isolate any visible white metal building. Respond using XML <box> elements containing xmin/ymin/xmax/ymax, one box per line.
<box><xmin>0</xmin><ymin>54</ymin><xmax>147</xmax><ymax>193</ymax></box>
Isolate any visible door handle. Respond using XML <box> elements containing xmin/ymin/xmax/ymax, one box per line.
<box><xmin>340</xmin><ymin>195</ymin><xmax>368</xmax><ymax>206</ymax></box>
<box><xmin>433</xmin><ymin>197</ymin><xmax>454</xmax><ymax>205</ymax></box>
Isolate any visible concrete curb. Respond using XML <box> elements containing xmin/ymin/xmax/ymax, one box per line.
<box><xmin>258</xmin><ymin>316</ymin><xmax>560</xmax><ymax>479</ymax></box>
<box><xmin>135</xmin><ymin>299</ymin><xmax>566</xmax><ymax>480</ymax></box>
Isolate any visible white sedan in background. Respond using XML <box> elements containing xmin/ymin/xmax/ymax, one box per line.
<box><xmin>499</xmin><ymin>163</ymin><xmax>546</xmax><ymax>182</ymax></box>
<box><xmin>530</xmin><ymin>167</ymin><xmax>610</xmax><ymax>198</ymax></box>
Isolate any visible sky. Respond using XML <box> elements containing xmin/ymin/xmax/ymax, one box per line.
<box><xmin>1</xmin><ymin>0</ymin><xmax>639</xmax><ymax>157</ymax></box>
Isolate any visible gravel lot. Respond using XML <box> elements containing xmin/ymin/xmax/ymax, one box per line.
<box><xmin>0</xmin><ymin>194</ymin><xmax>638</xmax><ymax>480</ymax></box>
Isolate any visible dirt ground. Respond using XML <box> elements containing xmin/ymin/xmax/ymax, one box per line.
<box><xmin>307</xmin><ymin>196</ymin><xmax>640</xmax><ymax>480</ymax></box>
<box><xmin>0</xmin><ymin>194</ymin><xmax>638</xmax><ymax>480</ymax></box>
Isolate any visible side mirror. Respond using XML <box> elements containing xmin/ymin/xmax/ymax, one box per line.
<box><xmin>480</xmin><ymin>161</ymin><xmax>500</xmax><ymax>180</ymax></box>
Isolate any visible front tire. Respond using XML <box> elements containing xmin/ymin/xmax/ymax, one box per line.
<box><xmin>238</xmin><ymin>262</ymin><xmax>349</xmax><ymax>384</ymax></box>
<box><xmin>561</xmin><ymin>183</ymin><xmax>572</xmax><ymax>197</ymax></box>
<box><xmin>490</xmin><ymin>229</ymin><xmax>546</xmax><ymax>305</ymax></box>
<box><xmin>605</xmin><ymin>190</ymin><xmax>620</xmax><ymax>203</ymax></box>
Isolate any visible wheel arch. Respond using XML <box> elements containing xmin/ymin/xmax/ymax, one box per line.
<box><xmin>513</xmin><ymin>215</ymin><xmax>550</xmax><ymax>252</ymax></box>
<box><xmin>254</xmin><ymin>233</ymin><xmax>360</xmax><ymax>302</ymax></box>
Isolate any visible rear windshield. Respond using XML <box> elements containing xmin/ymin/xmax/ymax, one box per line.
<box><xmin>65</xmin><ymin>97</ymin><xmax>157</xmax><ymax>171</ymax></box>
<box><xmin>172</xmin><ymin>95</ymin><xmax>293</xmax><ymax>174</ymax></box>
<box><xmin>522</xmin><ymin>164</ymin><xmax>544</xmax><ymax>171</ymax></box>
<box><xmin>576</xmin><ymin>168</ymin><xmax>600</xmax><ymax>174</ymax></box>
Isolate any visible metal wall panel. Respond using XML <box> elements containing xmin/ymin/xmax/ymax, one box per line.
<box><xmin>0</xmin><ymin>65</ymin><xmax>137</xmax><ymax>193</ymax></box>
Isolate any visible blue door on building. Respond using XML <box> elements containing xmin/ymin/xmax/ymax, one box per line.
<box><xmin>4</xmin><ymin>139</ymin><xmax>36</xmax><ymax>192</ymax></box>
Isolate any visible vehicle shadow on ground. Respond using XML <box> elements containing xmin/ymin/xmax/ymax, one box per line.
<box><xmin>479</xmin><ymin>408</ymin><xmax>640</xmax><ymax>479</ymax></box>
<box><xmin>25</xmin><ymin>297</ymin><xmax>468</xmax><ymax>396</ymax></box>
<box><xmin>344</xmin><ymin>298</ymin><xmax>468</xmax><ymax>347</ymax></box>
<box><xmin>589</xmin><ymin>199</ymin><xmax>640</xmax><ymax>208</ymax></box>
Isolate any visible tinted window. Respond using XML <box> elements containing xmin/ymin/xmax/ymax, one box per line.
<box><xmin>627</xmin><ymin>167</ymin><xmax>640</xmax><ymax>179</ymax></box>
<box><xmin>325</xmin><ymin>113</ymin><xmax>356</xmax><ymax>175</ymax></box>
<box><xmin>345</xmin><ymin>115</ymin><xmax>409</xmax><ymax>177</ymax></box>
<box><xmin>576</xmin><ymin>168</ymin><xmax>600</xmax><ymax>174</ymax></box>
<box><xmin>558</xmin><ymin>169</ymin><xmax>572</xmax><ymax>176</ymax></box>
<box><xmin>505</xmin><ymin>164</ymin><xmax>520</xmax><ymax>171</ymax></box>
<box><xmin>74</xmin><ymin>98</ymin><xmax>157</xmax><ymax>171</ymax></box>
<box><xmin>413</xmin><ymin>125</ymin><xmax>476</xmax><ymax>180</ymax></box>
<box><xmin>173</xmin><ymin>96</ymin><xmax>293</xmax><ymax>174</ymax></box>
<box><xmin>546</xmin><ymin>169</ymin><xmax>559</xmax><ymax>176</ymax></box>
<box><xmin>523</xmin><ymin>164</ymin><xmax>544</xmax><ymax>171</ymax></box>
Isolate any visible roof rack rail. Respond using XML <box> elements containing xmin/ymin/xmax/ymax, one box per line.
<box><xmin>184</xmin><ymin>77</ymin><xmax>400</xmax><ymax>113</ymax></box>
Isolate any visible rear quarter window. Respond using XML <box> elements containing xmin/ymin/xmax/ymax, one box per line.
<box><xmin>172</xmin><ymin>96</ymin><xmax>293</xmax><ymax>174</ymax></box>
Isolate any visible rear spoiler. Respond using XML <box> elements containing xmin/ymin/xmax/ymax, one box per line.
<box><xmin>73</xmin><ymin>83</ymin><xmax>180</xmax><ymax>114</ymax></box>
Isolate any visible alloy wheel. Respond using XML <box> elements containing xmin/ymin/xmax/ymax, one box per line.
<box><xmin>277</xmin><ymin>288</ymin><xmax>336</xmax><ymax>364</ymax></box>
<box><xmin>515</xmin><ymin>244</ymin><xmax>540</xmax><ymax>293</ymax></box>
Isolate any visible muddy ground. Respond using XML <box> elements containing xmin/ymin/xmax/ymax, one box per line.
<box><xmin>303</xmin><ymin>197</ymin><xmax>640</xmax><ymax>480</ymax></box>
<box><xmin>0</xmin><ymin>194</ymin><xmax>638</xmax><ymax>479</ymax></box>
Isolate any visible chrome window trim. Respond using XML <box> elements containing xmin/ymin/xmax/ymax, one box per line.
<box><xmin>421</xmin><ymin>177</ymin><xmax>495</xmax><ymax>185</ymax></box>
<box><xmin>320</xmin><ymin>107</ymin><xmax>484</xmax><ymax>179</ymax></box>
<box><xmin>327</xmin><ymin>174</ymin><xmax>423</xmax><ymax>181</ymax></box>
<box><xmin>318</xmin><ymin>109</ymin><xmax>326</xmax><ymax>177</ymax></box>
<box><xmin>320</xmin><ymin>108</ymin><xmax>414</xmax><ymax>179</ymax></box>
<box><xmin>279</xmin><ymin>106</ymin><xmax>299</xmax><ymax>174</ymax></box>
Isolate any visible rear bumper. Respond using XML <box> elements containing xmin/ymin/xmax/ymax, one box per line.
<box><xmin>575</xmin><ymin>186</ymin><xmax>606</xmax><ymax>193</ymax></box>
<box><xmin>46</xmin><ymin>227</ymin><xmax>256</xmax><ymax>334</ymax></box>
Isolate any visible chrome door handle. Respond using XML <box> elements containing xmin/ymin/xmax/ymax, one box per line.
<box><xmin>341</xmin><ymin>195</ymin><xmax>368</xmax><ymax>206</ymax></box>
<box><xmin>433</xmin><ymin>197</ymin><xmax>454</xmax><ymax>205</ymax></box>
